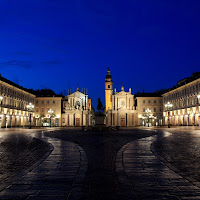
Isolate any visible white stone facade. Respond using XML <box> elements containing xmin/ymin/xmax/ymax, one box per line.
<box><xmin>62</xmin><ymin>88</ymin><xmax>93</xmax><ymax>126</ymax></box>
<box><xmin>106</xmin><ymin>86</ymin><xmax>138</xmax><ymax>126</ymax></box>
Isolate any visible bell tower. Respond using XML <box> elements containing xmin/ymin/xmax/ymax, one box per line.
<box><xmin>105</xmin><ymin>68</ymin><xmax>113</xmax><ymax>111</ymax></box>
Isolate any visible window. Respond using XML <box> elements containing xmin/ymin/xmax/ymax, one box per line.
<box><xmin>35</xmin><ymin>100</ymin><xmax>38</xmax><ymax>104</ymax></box>
<box><xmin>154</xmin><ymin>100</ymin><xmax>156</xmax><ymax>103</ymax></box>
<box><xmin>143</xmin><ymin>108</ymin><xmax>145</xmax><ymax>112</ymax></box>
<box><xmin>47</xmin><ymin>101</ymin><xmax>49</xmax><ymax>104</ymax></box>
<box><xmin>36</xmin><ymin>108</ymin><xmax>39</xmax><ymax>112</ymax></box>
<box><xmin>42</xmin><ymin>108</ymin><xmax>44</xmax><ymax>112</ymax></box>
<box><xmin>42</xmin><ymin>101</ymin><xmax>44</xmax><ymax>104</ymax></box>
<box><xmin>160</xmin><ymin>108</ymin><xmax>162</xmax><ymax>112</ymax></box>
<box><xmin>143</xmin><ymin>100</ymin><xmax>145</xmax><ymax>103</ymax></box>
<box><xmin>148</xmin><ymin>100</ymin><xmax>151</xmax><ymax>103</ymax></box>
<box><xmin>108</xmin><ymin>85</ymin><xmax>110</xmax><ymax>88</ymax></box>
<box><xmin>154</xmin><ymin>107</ymin><xmax>156</xmax><ymax>112</ymax></box>
<box><xmin>53</xmin><ymin>101</ymin><xmax>55</xmax><ymax>104</ymax></box>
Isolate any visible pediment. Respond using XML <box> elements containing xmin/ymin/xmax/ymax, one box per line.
<box><xmin>115</xmin><ymin>91</ymin><xmax>133</xmax><ymax>97</ymax></box>
<box><xmin>68</xmin><ymin>91</ymin><xmax>86</xmax><ymax>97</ymax></box>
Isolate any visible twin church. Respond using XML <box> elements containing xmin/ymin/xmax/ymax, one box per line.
<box><xmin>1</xmin><ymin>67</ymin><xmax>199</xmax><ymax>128</ymax></box>
<box><xmin>60</xmin><ymin>68</ymin><xmax>162</xmax><ymax>127</ymax></box>
<box><xmin>0</xmin><ymin>68</ymin><xmax>163</xmax><ymax>128</ymax></box>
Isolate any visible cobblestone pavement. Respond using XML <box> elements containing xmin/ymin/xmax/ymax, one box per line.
<box><xmin>153</xmin><ymin>126</ymin><xmax>200</xmax><ymax>187</ymax></box>
<box><xmin>116</xmin><ymin>127</ymin><xmax>200</xmax><ymax>200</ymax></box>
<box><xmin>0</xmin><ymin>129</ymin><xmax>49</xmax><ymax>185</ymax></box>
<box><xmin>45</xmin><ymin>128</ymin><xmax>157</xmax><ymax>200</ymax></box>
<box><xmin>1</xmin><ymin>127</ymin><xmax>200</xmax><ymax>200</ymax></box>
<box><xmin>0</xmin><ymin>128</ymin><xmax>87</xmax><ymax>200</ymax></box>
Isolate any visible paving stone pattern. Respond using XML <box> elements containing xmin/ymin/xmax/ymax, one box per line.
<box><xmin>154</xmin><ymin>127</ymin><xmax>200</xmax><ymax>184</ymax></box>
<box><xmin>1</xmin><ymin>128</ymin><xmax>200</xmax><ymax>200</ymax></box>
<box><xmin>0</xmin><ymin>132</ymin><xmax>88</xmax><ymax>200</ymax></box>
<box><xmin>0</xmin><ymin>131</ymin><xmax>50</xmax><ymax>184</ymax></box>
<box><xmin>45</xmin><ymin>128</ymin><xmax>156</xmax><ymax>200</ymax></box>
<box><xmin>117</xmin><ymin>135</ymin><xmax>200</xmax><ymax>200</ymax></box>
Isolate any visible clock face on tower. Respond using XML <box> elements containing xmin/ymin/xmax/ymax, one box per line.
<box><xmin>121</xmin><ymin>101</ymin><xmax>125</xmax><ymax>107</ymax></box>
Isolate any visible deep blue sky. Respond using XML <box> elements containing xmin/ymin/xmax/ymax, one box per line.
<box><xmin>0</xmin><ymin>0</ymin><xmax>200</xmax><ymax>109</ymax></box>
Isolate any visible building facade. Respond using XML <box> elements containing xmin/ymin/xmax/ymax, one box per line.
<box><xmin>105</xmin><ymin>69</ymin><xmax>138</xmax><ymax>127</ymax></box>
<box><xmin>62</xmin><ymin>88</ymin><xmax>93</xmax><ymax>126</ymax></box>
<box><xmin>163</xmin><ymin>73</ymin><xmax>200</xmax><ymax>126</ymax></box>
<box><xmin>34</xmin><ymin>96</ymin><xmax>62</xmax><ymax>127</ymax></box>
<box><xmin>135</xmin><ymin>93</ymin><xmax>163</xmax><ymax>126</ymax></box>
<box><xmin>0</xmin><ymin>75</ymin><xmax>35</xmax><ymax>128</ymax></box>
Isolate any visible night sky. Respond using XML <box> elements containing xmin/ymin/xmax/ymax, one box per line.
<box><xmin>0</xmin><ymin>0</ymin><xmax>200</xmax><ymax>109</ymax></box>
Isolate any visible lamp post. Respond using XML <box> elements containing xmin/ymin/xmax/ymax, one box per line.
<box><xmin>198</xmin><ymin>95</ymin><xmax>200</xmax><ymax>126</ymax></box>
<box><xmin>26</xmin><ymin>103</ymin><xmax>34</xmax><ymax>129</ymax></box>
<box><xmin>165</xmin><ymin>102</ymin><xmax>173</xmax><ymax>128</ymax></box>
<box><xmin>0</xmin><ymin>96</ymin><xmax>3</xmax><ymax>113</ymax></box>
<box><xmin>146</xmin><ymin>108</ymin><xmax>151</xmax><ymax>127</ymax></box>
<box><xmin>80</xmin><ymin>98</ymin><xmax>84</xmax><ymax>126</ymax></box>
<box><xmin>48</xmin><ymin>109</ymin><xmax>54</xmax><ymax>127</ymax></box>
<box><xmin>197</xmin><ymin>95</ymin><xmax>200</xmax><ymax>104</ymax></box>
<box><xmin>0</xmin><ymin>96</ymin><xmax>3</xmax><ymax>104</ymax></box>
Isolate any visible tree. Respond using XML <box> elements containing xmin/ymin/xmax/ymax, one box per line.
<box><xmin>97</xmin><ymin>98</ymin><xmax>103</xmax><ymax>111</ymax></box>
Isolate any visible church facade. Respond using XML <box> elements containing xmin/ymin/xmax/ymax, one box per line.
<box><xmin>62</xmin><ymin>88</ymin><xmax>93</xmax><ymax>126</ymax></box>
<box><xmin>105</xmin><ymin>68</ymin><xmax>138</xmax><ymax>127</ymax></box>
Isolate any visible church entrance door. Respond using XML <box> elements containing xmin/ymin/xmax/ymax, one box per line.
<box><xmin>121</xmin><ymin>118</ymin><xmax>125</xmax><ymax>127</ymax></box>
<box><xmin>76</xmin><ymin>118</ymin><xmax>80</xmax><ymax>126</ymax></box>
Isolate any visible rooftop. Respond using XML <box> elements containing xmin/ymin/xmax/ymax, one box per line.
<box><xmin>134</xmin><ymin>93</ymin><xmax>163</xmax><ymax>98</ymax></box>
<box><xmin>0</xmin><ymin>74</ymin><xmax>35</xmax><ymax>95</ymax></box>
<box><xmin>165</xmin><ymin>72</ymin><xmax>200</xmax><ymax>93</ymax></box>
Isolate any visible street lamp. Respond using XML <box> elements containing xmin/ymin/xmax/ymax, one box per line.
<box><xmin>146</xmin><ymin>108</ymin><xmax>151</xmax><ymax>127</ymax></box>
<box><xmin>198</xmin><ymin>95</ymin><xmax>200</xmax><ymax>126</ymax></box>
<box><xmin>197</xmin><ymin>95</ymin><xmax>200</xmax><ymax>104</ymax></box>
<box><xmin>0</xmin><ymin>96</ymin><xmax>3</xmax><ymax>113</ymax></box>
<box><xmin>0</xmin><ymin>96</ymin><xmax>3</xmax><ymax>104</ymax></box>
<box><xmin>26</xmin><ymin>103</ymin><xmax>34</xmax><ymax>129</ymax></box>
<box><xmin>48</xmin><ymin>109</ymin><xmax>54</xmax><ymax>127</ymax></box>
<box><xmin>165</xmin><ymin>102</ymin><xmax>173</xmax><ymax>128</ymax></box>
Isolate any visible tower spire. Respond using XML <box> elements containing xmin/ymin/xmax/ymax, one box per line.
<box><xmin>105</xmin><ymin>68</ymin><xmax>113</xmax><ymax>111</ymax></box>
<box><xmin>105</xmin><ymin>67</ymin><xmax>112</xmax><ymax>82</ymax></box>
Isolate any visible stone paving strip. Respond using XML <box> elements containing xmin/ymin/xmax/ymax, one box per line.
<box><xmin>116</xmin><ymin>135</ymin><xmax>200</xmax><ymax>200</ymax></box>
<box><xmin>0</xmin><ymin>131</ymin><xmax>88</xmax><ymax>200</ymax></box>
